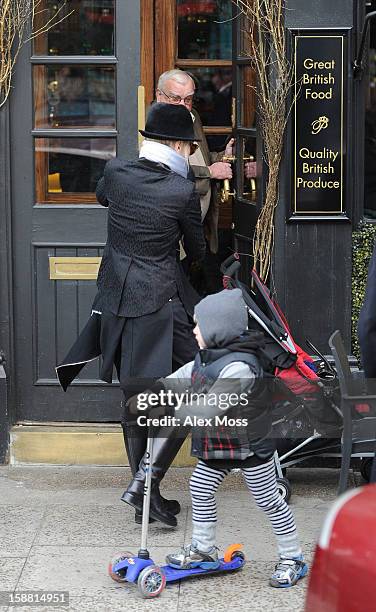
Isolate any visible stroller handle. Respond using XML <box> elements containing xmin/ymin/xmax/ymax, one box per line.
<box><xmin>220</xmin><ymin>253</ymin><xmax>239</xmax><ymax>275</ymax></box>
<box><xmin>223</xmin><ymin>261</ymin><xmax>241</xmax><ymax>288</ymax></box>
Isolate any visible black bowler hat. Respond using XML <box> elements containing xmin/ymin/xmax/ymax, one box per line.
<box><xmin>139</xmin><ymin>102</ymin><xmax>200</xmax><ymax>142</ymax></box>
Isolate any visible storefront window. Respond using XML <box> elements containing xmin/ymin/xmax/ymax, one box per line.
<box><xmin>33</xmin><ymin>0</ymin><xmax>117</xmax><ymax>204</ymax></box>
<box><xmin>33</xmin><ymin>0</ymin><xmax>115</xmax><ymax>55</ymax></box>
<box><xmin>34</xmin><ymin>65</ymin><xmax>115</xmax><ymax>129</ymax></box>
<box><xmin>176</xmin><ymin>2</ymin><xmax>233</xmax><ymax>151</ymax></box>
<box><xmin>35</xmin><ymin>138</ymin><xmax>116</xmax><ymax>203</ymax></box>
<box><xmin>188</xmin><ymin>66</ymin><xmax>232</xmax><ymax>125</ymax></box>
<box><xmin>188</xmin><ymin>66</ymin><xmax>232</xmax><ymax>149</ymax></box>
<box><xmin>177</xmin><ymin>0</ymin><xmax>232</xmax><ymax>60</ymax></box>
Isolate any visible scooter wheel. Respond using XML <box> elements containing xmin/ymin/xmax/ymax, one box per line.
<box><xmin>276</xmin><ymin>477</ymin><xmax>292</xmax><ymax>504</ymax></box>
<box><xmin>231</xmin><ymin>550</ymin><xmax>245</xmax><ymax>561</ymax></box>
<box><xmin>223</xmin><ymin>544</ymin><xmax>244</xmax><ymax>563</ymax></box>
<box><xmin>108</xmin><ymin>551</ymin><xmax>134</xmax><ymax>583</ymax></box>
<box><xmin>137</xmin><ymin>565</ymin><xmax>166</xmax><ymax>598</ymax></box>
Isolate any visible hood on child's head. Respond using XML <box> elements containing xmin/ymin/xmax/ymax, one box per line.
<box><xmin>194</xmin><ymin>288</ymin><xmax>248</xmax><ymax>348</ymax></box>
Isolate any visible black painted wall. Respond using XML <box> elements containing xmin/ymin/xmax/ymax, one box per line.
<box><xmin>0</xmin><ymin>104</ymin><xmax>13</xmax><ymax>462</ymax></box>
<box><xmin>273</xmin><ymin>0</ymin><xmax>363</xmax><ymax>355</ymax></box>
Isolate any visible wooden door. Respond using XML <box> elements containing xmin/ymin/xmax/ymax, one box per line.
<box><xmin>147</xmin><ymin>1</ymin><xmax>260</xmax><ymax>283</ymax></box>
<box><xmin>11</xmin><ymin>0</ymin><xmax>141</xmax><ymax>422</ymax></box>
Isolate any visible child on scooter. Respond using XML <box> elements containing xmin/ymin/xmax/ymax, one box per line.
<box><xmin>146</xmin><ymin>288</ymin><xmax>307</xmax><ymax>588</ymax></box>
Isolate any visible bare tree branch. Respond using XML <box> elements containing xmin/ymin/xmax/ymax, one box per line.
<box><xmin>236</xmin><ymin>0</ymin><xmax>295</xmax><ymax>280</ymax></box>
<box><xmin>0</xmin><ymin>1</ymin><xmax>73</xmax><ymax>108</ymax></box>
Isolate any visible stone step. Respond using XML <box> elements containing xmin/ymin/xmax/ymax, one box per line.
<box><xmin>10</xmin><ymin>423</ymin><xmax>195</xmax><ymax>466</ymax></box>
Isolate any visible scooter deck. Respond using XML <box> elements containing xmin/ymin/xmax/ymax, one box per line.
<box><xmin>113</xmin><ymin>555</ymin><xmax>245</xmax><ymax>584</ymax></box>
<box><xmin>162</xmin><ymin>556</ymin><xmax>245</xmax><ymax>583</ymax></box>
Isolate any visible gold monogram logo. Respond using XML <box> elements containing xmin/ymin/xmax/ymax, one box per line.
<box><xmin>311</xmin><ymin>116</ymin><xmax>329</xmax><ymax>135</ymax></box>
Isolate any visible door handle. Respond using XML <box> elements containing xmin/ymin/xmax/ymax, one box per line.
<box><xmin>220</xmin><ymin>156</ymin><xmax>256</xmax><ymax>202</ymax></box>
<box><xmin>222</xmin><ymin>155</ymin><xmax>254</xmax><ymax>162</ymax></box>
<box><xmin>244</xmin><ymin>178</ymin><xmax>257</xmax><ymax>199</ymax></box>
<box><xmin>220</xmin><ymin>178</ymin><xmax>236</xmax><ymax>203</ymax></box>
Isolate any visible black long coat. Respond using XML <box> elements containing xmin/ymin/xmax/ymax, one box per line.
<box><xmin>56</xmin><ymin>157</ymin><xmax>206</xmax><ymax>390</ymax></box>
<box><xmin>94</xmin><ymin>157</ymin><xmax>205</xmax><ymax>316</ymax></box>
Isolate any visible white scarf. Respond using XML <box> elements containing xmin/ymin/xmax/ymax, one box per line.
<box><xmin>139</xmin><ymin>140</ymin><xmax>189</xmax><ymax>179</ymax></box>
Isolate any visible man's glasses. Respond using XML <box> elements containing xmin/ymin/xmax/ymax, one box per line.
<box><xmin>158</xmin><ymin>88</ymin><xmax>195</xmax><ymax>106</ymax></box>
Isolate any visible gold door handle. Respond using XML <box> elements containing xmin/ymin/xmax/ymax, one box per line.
<box><xmin>220</xmin><ymin>179</ymin><xmax>236</xmax><ymax>203</ymax></box>
<box><xmin>220</xmin><ymin>156</ymin><xmax>256</xmax><ymax>202</ymax></box>
<box><xmin>243</xmin><ymin>178</ymin><xmax>257</xmax><ymax>199</ymax></box>
<box><xmin>250</xmin><ymin>178</ymin><xmax>257</xmax><ymax>196</ymax></box>
<box><xmin>222</xmin><ymin>155</ymin><xmax>254</xmax><ymax>163</ymax></box>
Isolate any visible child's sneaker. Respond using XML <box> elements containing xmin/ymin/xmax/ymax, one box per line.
<box><xmin>269</xmin><ymin>556</ymin><xmax>308</xmax><ymax>588</ymax></box>
<box><xmin>166</xmin><ymin>545</ymin><xmax>220</xmax><ymax>570</ymax></box>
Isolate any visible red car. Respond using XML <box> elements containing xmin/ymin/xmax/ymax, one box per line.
<box><xmin>305</xmin><ymin>484</ymin><xmax>376</xmax><ymax>612</ymax></box>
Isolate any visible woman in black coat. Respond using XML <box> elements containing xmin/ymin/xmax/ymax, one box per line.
<box><xmin>57</xmin><ymin>104</ymin><xmax>206</xmax><ymax>526</ymax></box>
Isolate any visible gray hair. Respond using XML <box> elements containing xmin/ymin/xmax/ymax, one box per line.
<box><xmin>145</xmin><ymin>137</ymin><xmax>176</xmax><ymax>147</ymax></box>
<box><xmin>157</xmin><ymin>69</ymin><xmax>195</xmax><ymax>91</ymax></box>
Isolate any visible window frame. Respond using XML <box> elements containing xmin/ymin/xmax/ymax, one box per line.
<box><xmin>31</xmin><ymin>2</ymin><xmax>118</xmax><ymax>205</ymax></box>
<box><xmin>155</xmin><ymin>0</ymin><xmax>233</xmax><ymax>140</ymax></box>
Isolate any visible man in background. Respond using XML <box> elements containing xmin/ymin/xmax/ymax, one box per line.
<box><xmin>156</xmin><ymin>69</ymin><xmax>234</xmax><ymax>255</ymax></box>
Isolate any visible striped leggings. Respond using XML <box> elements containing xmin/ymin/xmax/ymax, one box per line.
<box><xmin>190</xmin><ymin>458</ymin><xmax>301</xmax><ymax>557</ymax></box>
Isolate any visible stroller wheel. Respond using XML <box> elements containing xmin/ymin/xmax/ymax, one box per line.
<box><xmin>360</xmin><ymin>457</ymin><xmax>373</xmax><ymax>482</ymax></box>
<box><xmin>276</xmin><ymin>477</ymin><xmax>292</xmax><ymax>503</ymax></box>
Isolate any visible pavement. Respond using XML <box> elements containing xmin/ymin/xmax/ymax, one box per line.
<box><xmin>0</xmin><ymin>465</ymin><xmax>363</xmax><ymax>612</ymax></box>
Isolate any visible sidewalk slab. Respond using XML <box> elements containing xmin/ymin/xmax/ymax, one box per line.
<box><xmin>34</xmin><ymin>505</ymin><xmax>186</xmax><ymax>548</ymax></box>
<box><xmin>0</xmin><ymin>465</ymin><xmax>357</xmax><ymax>612</ymax></box>
<box><xmin>0</xmin><ymin>506</ymin><xmax>45</xmax><ymax>557</ymax></box>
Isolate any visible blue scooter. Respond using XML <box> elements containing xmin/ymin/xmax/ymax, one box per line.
<box><xmin>108</xmin><ymin>436</ymin><xmax>245</xmax><ymax>599</ymax></box>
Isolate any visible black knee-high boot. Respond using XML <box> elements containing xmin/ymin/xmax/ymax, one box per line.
<box><xmin>121</xmin><ymin>404</ymin><xmax>151</xmax><ymax>524</ymax></box>
<box><xmin>121</xmin><ymin>414</ymin><xmax>147</xmax><ymax>475</ymax></box>
<box><xmin>121</xmin><ymin>403</ymin><xmax>181</xmax><ymax>524</ymax></box>
<box><xmin>121</xmin><ymin>427</ymin><xmax>188</xmax><ymax>527</ymax></box>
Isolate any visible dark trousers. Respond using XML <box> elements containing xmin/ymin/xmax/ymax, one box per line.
<box><xmin>116</xmin><ymin>296</ymin><xmax>198</xmax><ymax>477</ymax></box>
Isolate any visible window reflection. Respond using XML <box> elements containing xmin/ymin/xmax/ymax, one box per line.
<box><xmin>34</xmin><ymin>65</ymin><xmax>115</xmax><ymax>128</ymax></box>
<box><xmin>177</xmin><ymin>0</ymin><xmax>232</xmax><ymax>59</ymax></box>
<box><xmin>33</xmin><ymin>0</ymin><xmax>115</xmax><ymax>55</ymax></box>
<box><xmin>188</xmin><ymin>66</ymin><xmax>232</xmax><ymax>150</ymax></box>
<box><xmin>35</xmin><ymin>138</ymin><xmax>115</xmax><ymax>200</ymax></box>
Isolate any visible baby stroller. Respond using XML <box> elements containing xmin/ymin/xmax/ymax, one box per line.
<box><xmin>220</xmin><ymin>253</ymin><xmax>374</xmax><ymax>501</ymax></box>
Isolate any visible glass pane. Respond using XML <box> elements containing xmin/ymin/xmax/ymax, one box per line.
<box><xmin>33</xmin><ymin>0</ymin><xmax>115</xmax><ymax>55</ymax></box>
<box><xmin>34</xmin><ymin>65</ymin><xmax>115</xmax><ymax>128</ymax></box>
<box><xmin>177</xmin><ymin>0</ymin><xmax>232</xmax><ymax>59</ymax></box>
<box><xmin>237</xmin><ymin>136</ymin><xmax>257</xmax><ymax>203</ymax></box>
<box><xmin>189</xmin><ymin>66</ymin><xmax>232</xmax><ymax>126</ymax></box>
<box><xmin>35</xmin><ymin>138</ymin><xmax>116</xmax><ymax>201</ymax></box>
<box><xmin>239</xmin><ymin>66</ymin><xmax>256</xmax><ymax>128</ymax></box>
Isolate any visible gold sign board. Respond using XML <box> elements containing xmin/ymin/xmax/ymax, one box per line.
<box><xmin>291</xmin><ymin>30</ymin><xmax>349</xmax><ymax>219</ymax></box>
<box><xmin>49</xmin><ymin>257</ymin><xmax>101</xmax><ymax>280</ymax></box>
